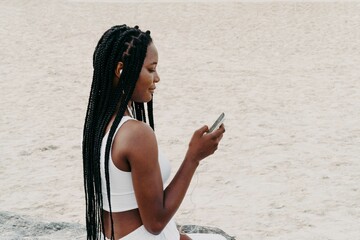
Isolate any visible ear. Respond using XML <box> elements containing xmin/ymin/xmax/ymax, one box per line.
<box><xmin>115</xmin><ymin>62</ymin><xmax>124</xmax><ymax>78</ymax></box>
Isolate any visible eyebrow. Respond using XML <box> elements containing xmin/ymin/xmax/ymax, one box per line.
<box><xmin>145</xmin><ymin>61</ymin><xmax>157</xmax><ymax>68</ymax></box>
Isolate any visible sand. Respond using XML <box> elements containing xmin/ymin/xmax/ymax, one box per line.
<box><xmin>1</xmin><ymin>0</ymin><xmax>360</xmax><ymax>239</ymax></box>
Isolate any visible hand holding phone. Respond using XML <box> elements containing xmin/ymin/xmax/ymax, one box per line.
<box><xmin>186</xmin><ymin>113</ymin><xmax>225</xmax><ymax>163</ymax></box>
<box><xmin>208</xmin><ymin>112</ymin><xmax>225</xmax><ymax>133</ymax></box>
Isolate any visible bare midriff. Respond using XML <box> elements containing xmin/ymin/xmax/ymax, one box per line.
<box><xmin>102</xmin><ymin>208</ymin><xmax>142</xmax><ymax>239</ymax></box>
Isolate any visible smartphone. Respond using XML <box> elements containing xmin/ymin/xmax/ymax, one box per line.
<box><xmin>208</xmin><ymin>112</ymin><xmax>225</xmax><ymax>133</ymax></box>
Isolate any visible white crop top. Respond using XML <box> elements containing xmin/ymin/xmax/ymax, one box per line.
<box><xmin>100</xmin><ymin>116</ymin><xmax>171</xmax><ymax>212</ymax></box>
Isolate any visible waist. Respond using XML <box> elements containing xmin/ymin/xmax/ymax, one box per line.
<box><xmin>102</xmin><ymin>191</ymin><xmax>138</xmax><ymax>212</ymax></box>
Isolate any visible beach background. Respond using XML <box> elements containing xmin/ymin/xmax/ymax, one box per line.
<box><xmin>1</xmin><ymin>0</ymin><xmax>360</xmax><ymax>239</ymax></box>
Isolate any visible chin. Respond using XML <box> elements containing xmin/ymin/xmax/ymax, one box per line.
<box><xmin>146</xmin><ymin>93</ymin><xmax>153</xmax><ymax>102</ymax></box>
<box><xmin>138</xmin><ymin>96</ymin><xmax>152</xmax><ymax>103</ymax></box>
<box><xmin>133</xmin><ymin>94</ymin><xmax>153</xmax><ymax>103</ymax></box>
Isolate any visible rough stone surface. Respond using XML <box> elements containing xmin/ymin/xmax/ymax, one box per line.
<box><xmin>0</xmin><ymin>211</ymin><xmax>86</xmax><ymax>239</ymax></box>
<box><xmin>178</xmin><ymin>224</ymin><xmax>236</xmax><ymax>240</ymax></box>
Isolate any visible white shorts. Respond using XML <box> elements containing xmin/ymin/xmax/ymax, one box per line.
<box><xmin>105</xmin><ymin>219</ymin><xmax>180</xmax><ymax>240</ymax></box>
<box><xmin>187</xmin><ymin>233</ymin><xmax>227</xmax><ymax>240</ymax></box>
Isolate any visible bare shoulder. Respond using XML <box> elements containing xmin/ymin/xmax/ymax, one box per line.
<box><xmin>114</xmin><ymin>119</ymin><xmax>157</xmax><ymax>158</ymax></box>
<box><xmin>121</xmin><ymin>119</ymin><xmax>156</xmax><ymax>143</ymax></box>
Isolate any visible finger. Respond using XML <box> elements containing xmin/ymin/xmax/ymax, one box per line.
<box><xmin>211</xmin><ymin>125</ymin><xmax>225</xmax><ymax>138</ymax></box>
<box><xmin>217</xmin><ymin>133</ymin><xmax>224</xmax><ymax>142</ymax></box>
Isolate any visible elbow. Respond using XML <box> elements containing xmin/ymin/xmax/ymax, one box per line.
<box><xmin>144</xmin><ymin>221</ymin><xmax>166</xmax><ymax>235</ymax></box>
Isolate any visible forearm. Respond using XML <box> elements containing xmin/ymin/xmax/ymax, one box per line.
<box><xmin>139</xmin><ymin>124</ymin><xmax>224</xmax><ymax>234</ymax></box>
<box><xmin>154</xmin><ymin>125</ymin><xmax>224</xmax><ymax>227</ymax></box>
<box><xmin>161</xmin><ymin>155</ymin><xmax>199</xmax><ymax>223</ymax></box>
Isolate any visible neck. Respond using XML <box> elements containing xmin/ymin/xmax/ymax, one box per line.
<box><xmin>126</xmin><ymin>101</ymin><xmax>135</xmax><ymax>118</ymax></box>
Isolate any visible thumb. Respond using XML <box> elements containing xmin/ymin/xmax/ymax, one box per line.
<box><xmin>195</xmin><ymin>125</ymin><xmax>209</xmax><ymax>136</ymax></box>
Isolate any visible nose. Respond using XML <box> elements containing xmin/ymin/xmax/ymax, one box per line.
<box><xmin>154</xmin><ymin>72</ymin><xmax>160</xmax><ymax>83</ymax></box>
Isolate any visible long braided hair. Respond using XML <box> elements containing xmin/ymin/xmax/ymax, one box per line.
<box><xmin>82</xmin><ymin>25</ymin><xmax>154</xmax><ymax>240</ymax></box>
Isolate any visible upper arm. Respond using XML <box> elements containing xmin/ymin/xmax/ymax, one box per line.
<box><xmin>121</xmin><ymin>121</ymin><xmax>166</xmax><ymax>233</ymax></box>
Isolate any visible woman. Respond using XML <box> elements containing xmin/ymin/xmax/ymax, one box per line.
<box><xmin>82</xmin><ymin>25</ymin><xmax>226</xmax><ymax>240</ymax></box>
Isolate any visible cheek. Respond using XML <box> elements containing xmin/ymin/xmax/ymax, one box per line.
<box><xmin>134</xmin><ymin>73</ymin><xmax>151</xmax><ymax>94</ymax></box>
<box><xmin>140</xmin><ymin>72</ymin><xmax>153</xmax><ymax>86</ymax></box>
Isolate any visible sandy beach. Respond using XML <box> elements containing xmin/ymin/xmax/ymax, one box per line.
<box><xmin>1</xmin><ymin>0</ymin><xmax>360</xmax><ymax>239</ymax></box>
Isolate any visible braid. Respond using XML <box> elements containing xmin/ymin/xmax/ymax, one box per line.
<box><xmin>134</xmin><ymin>102</ymin><xmax>145</xmax><ymax>123</ymax></box>
<box><xmin>147</xmin><ymin>100</ymin><xmax>154</xmax><ymax>130</ymax></box>
<box><xmin>82</xmin><ymin>25</ymin><xmax>153</xmax><ymax>240</ymax></box>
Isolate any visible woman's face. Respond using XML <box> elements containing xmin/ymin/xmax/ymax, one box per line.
<box><xmin>131</xmin><ymin>42</ymin><xmax>160</xmax><ymax>103</ymax></box>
